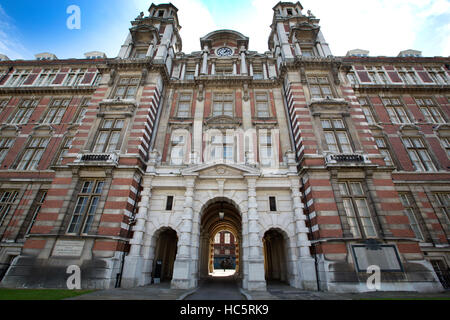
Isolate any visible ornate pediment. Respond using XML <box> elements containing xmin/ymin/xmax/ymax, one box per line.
<box><xmin>204</xmin><ymin>115</ymin><xmax>242</xmax><ymax>128</ymax></box>
<box><xmin>98</xmin><ymin>100</ymin><xmax>137</xmax><ymax>117</ymax></box>
<box><xmin>181</xmin><ymin>162</ymin><xmax>260</xmax><ymax>177</ymax></box>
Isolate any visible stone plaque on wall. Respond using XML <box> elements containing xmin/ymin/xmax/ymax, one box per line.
<box><xmin>52</xmin><ymin>240</ymin><xmax>85</xmax><ymax>257</ymax></box>
<box><xmin>352</xmin><ymin>245</ymin><xmax>403</xmax><ymax>272</ymax></box>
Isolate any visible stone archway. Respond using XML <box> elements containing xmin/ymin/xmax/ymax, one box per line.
<box><xmin>263</xmin><ymin>229</ymin><xmax>289</xmax><ymax>284</ymax></box>
<box><xmin>152</xmin><ymin>227</ymin><xmax>178</xmax><ymax>282</ymax></box>
<box><xmin>198</xmin><ymin>198</ymin><xmax>242</xmax><ymax>281</ymax></box>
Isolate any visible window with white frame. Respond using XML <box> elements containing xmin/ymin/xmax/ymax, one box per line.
<box><xmin>382</xmin><ymin>98</ymin><xmax>411</xmax><ymax>124</ymax></box>
<box><xmin>339</xmin><ymin>181</ymin><xmax>376</xmax><ymax>238</ymax></box>
<box><xmin>0</xmin><ymin>190</ymin><xmax>19</xmax><ymax>226</ymax></box>
<box><xmin>439</xmin><ymin>136</ymin><xmax>450</xmax><ymax>158</ymax></box>
<box><xmin>75</xmin><ymin>97</ymin><xmax>90</xmax><ymax>124</ymax></box>
<box><xmin>321</xmin><ymin>119</ymin><xmax>352</xmax><ymax>153</ymax></box>
<box><xmin>184</xmin><ymin>65</ymin><xmax>196</xmax><ymax>80</ymax></box>
<box><xmin>259</xmin><ymin>133</ymin><xmax>273</xmax><ymax>166</ymax></box>
<box><xmin>433</xmin><ymin>193</ymin><xmax>450</xmax><ymax>231</ymax></box>
<box><xmin>213</xmin><ymin>93</ymin><xmax>234</xmax><ymax>116</ymax></box>
<box><xmin>402</xmin><ymin>137</ymin><xmax>436</xmax><ymax>172</ymax></box>
<box><xmin>399</xmin><ymin>193</ymin><xmax>424</xmax><ymax>240</ymax></box>
<box><xmin>176</xmin><ymin>93</ymin><xmax>192</xmax><ymax>118</ymax></box>
<box><xmin>375</xmin><ymin>137</ymin><xmax>394</xmax><ymax>166</ymax></box>
<box><xmin>347</xmin><ymin>73</ymin><xmax>357</xmax><ymax>85</ymax></box>
<box><xmin>416</xmin><ymin>98</ymin><xmax>445</xmax><ymax>123</ymax></box>
<box><xmin>93</xmin><ymin>119</ymin><xmax>124</xmax><ymax>153</ymax></box>
<box><xmin>8</xmin><ymin>99</ymin><xmax>39</xmax><ymax>124</ymax></box>
<box><xmin>113</xmin><ymin>77</ymin><xmax>139</xmax><ymax>100</ymax></box>
<box><xmin>4</xmin><ymin>69</ymin><xmax>31</xmax><ymax>87</ymax></box>
<box><xmin>255</xmin><ymin>93</ymin><xmax>270</xmax><ymax>117</ymax></box>
<box><xmin>0</xmin><ymin>98</ymin><xmax>9</xmax><ymax>113</ymax></box>
<box><xmin>359</xmin><ymin>97</ymin><xmax>376</xmax><ymax>124</ymax></box>
<box><xmin>224</xmin><ymin>233</ymin><xmax>230</xmax><ymax>244</ymax></box>
<box><xmin>215</xmin><ymin>233</ymin><xmax>221</xmax><ymax>243</ymax></box>
<box><xmin>252</xmin><ymin>63</ymin><xmax>264</xmax><ymax>80</ymax></box>
<box><xmin>308</xmin><ymin>76</ymin><xmax>333</xmax><ymax>99</ymax></box>
<box><xmin>170</xmin><ymin>134</ymin><xmax>186</xmax><ymax>165</ymax></box>
<box><xmin>42</xmin><ymin>98</ymin><xmax>70</xmax><ymax>124</ymax></box>
<box><xmin>16</xmin><ymin>137</ymin><xmax>49</xmax><ymax>170</ymax></box>
<box><xmin>0</xmin><ymin>137</ymin><xmax>14</xmax><ymax>164</ymax></box>
<box><xmin>24</xmin><ymin>190</ymin><xmax>47</xmax><ymax>236</ymax></box>
<box><xmin>56</xmin><ymin>137</ymin><xmax>73</xmax><ymax>165</ymax></box>
<box><xmin>210</xmin><ymin>134</ymin><xmax>234</xmax><ymax>162</ymax></box>
<box><xmin>67</xmin><ymin>180</ymin><xmax>104</xmax><ymax>234</ymax></box>
<box><xmin>425</xmin><ymin>67</ymin><xmax>448</xmax><ymax>85</ymax></box>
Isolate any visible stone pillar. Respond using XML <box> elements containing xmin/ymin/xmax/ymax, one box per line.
<box><xmin>245</xmin><ymin>176</ymin><xmax>266</xmax><ymax>291</ymax></box>
<box><xmin>122</xmin><ymin>175</ymin><xmax>154</xmax><ymax>287</ymax></box>
<box><xmin>263</xmin><ymin>63</ymin><xmax>268</xmax><ymax>80</ymax></box>
<box><xmin>201</xmin><ymin>46</ymin><xmax>209</xmax><ymax>75</ymax></box>
<box><xmin>211</xmin><ymin>60</ymin><xmax>216</xmax><ymax>75</ymax></box>
<box><xmin>180</xmin><ymin>62</ymin><xmax>186</xmax><ymax>80</ymax></box>
<box><xmin>276</xmin><ymin>22</ymin><xmax>294</xmax><ymax>61</ymax></box>
<box><xmin>287</xmin><ymin>152</ymin><xmax>317</xmax><ymax>290</ymax></box>
<box><xmin>232</xmin><ymin>60</ymin><xmax>237</xmax><ymax>75</ymax></box>
<box><xmin>240</xmin><ymin>47</ymin><xmax>248</xmax><ymax>75</ymax></box>
<box><xmin>146</xmin><ymin>42</ymin><xmax>155</xmax><ymax>58</ymax></box>
<box><xmin>294</xmin><ymin>40</ymin><xmax>302</xmax><ymax>56</ymax></box>
<box><xmin>316</xmin><ymin>42</ymin><xmax>325</xmax><ymax>57</ymax></box>
<box><xmin>171</xmin><ymin>176</ymin><xmax>197</xmax><ymax>289</ymax></box>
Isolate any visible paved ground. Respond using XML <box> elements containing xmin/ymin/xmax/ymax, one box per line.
<box><xmin>68</xmin><ymin>275</ymin><xmax>450</xmax><ymax>300</ymax></box>
<box><xmin>185</xmin><ymin>270</ymin><xmax>244</xmax><ymax>300</ymax></box>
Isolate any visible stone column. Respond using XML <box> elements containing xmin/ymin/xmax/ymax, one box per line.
<box><xmin>263</xmin><ymin>62</ymin><xmax>268</xmax><ymax>80</ymax></box>
<box><xmin>122</xmin><ymin>175</ymin><xmax>154</xmax><ymax>287</ymax></box>
<box><xmin>240</xmin><ymin>47</ymin><xmax>248</xmax><ymax>75</ymax></box>
<box><xmin>287</xmin><ymin>152</ymin><xmax>317</xmax><ymax>290</ymax></box>
<box><xmin>171</xmin><ymin>176</ymin><xmax>197</xmax><ymax>289</ymax></box>
<box><xmin>146</xmin><ymin>41</ymin><xmax>155</xmax><ymax>58</ymax></box>
<box><xmin>294</xmin><ymin>40</ymin><xmax>302</xmax><ymax>56</ymax></box>
<box><xmin>180</xmin><ymin>62</ymin><xmax>186</xmax><ymax>80</ymax></box>
<box><xmin>232</xmin><ymin>60</ymin><xmax>237</xmax><ymax>75</ymax></box>
<box><xmin>201</xmin><ymin>46</ymin><xmax>209</xmax><ymax>75</ymax></box>
<box><xmin>245</xmin><ymin>176</ymin><xmax>266</xmax><ymax>291</ymax></box>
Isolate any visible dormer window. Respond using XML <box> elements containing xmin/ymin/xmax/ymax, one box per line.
<box><xmin>158</xmin><ymin>10</ymin><xmax>164</xmax><ymax>17</ymax></box>
<box><xmin>287</xmin><ymin>8</ymin><xmax>293</xmax><ymax>16</ymax></box>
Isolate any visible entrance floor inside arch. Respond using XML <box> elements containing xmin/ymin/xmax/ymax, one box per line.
<box><xmin>184</xmin><ymin>273</ymin><xmax>245</xmax><ymax>300</ymax></box>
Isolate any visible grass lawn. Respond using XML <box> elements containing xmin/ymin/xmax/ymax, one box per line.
<box><xmin>0</xmin><ymin>288</ymin><xmax>95</xmax><ymax>300</ymax></box>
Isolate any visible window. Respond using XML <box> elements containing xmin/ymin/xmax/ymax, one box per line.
<box><xmin>308</xmin><ymin>76</ymin><xmax>333</xmax><ymax>99</ymax></box>
<box><xmin>215</xmin><ymin>63</ymin><xmax>233</xmax><ymax>76</ymax></box>
<box><xmin>0</xmin><ymin>138</ymin><xmax>14</xmax><ymax>164</ymax></box>
<box><xmin>255</xmin><ymin>93</ymin><xmax>270</xmax><ymax>117</ymax></box>
<box><xmin>440</xmin><ymin>137</ymin><xmax>450</xmax><ymax>158</ymax></box>
<box><xmin>8</xmin><ymin>99</ymin><xmax>38</xmax><ymax>124</ymax></box>
<box><xmin>43</xmin><ymin>69</ymin><xmax>57</xmax><ymax>86</ymax></box>
<box><xmin>339</xmin><ymin>181</ymin><xmax>376</xmax><ymax>238</ymax></box>
<box><xmin>383</xmin><ymin>98</ymin><xmax>410</xmax><ymax>123</ymax></box>
<box><xmin>24</xmin><ymin>190</ymin><xmax>47</xmax><ymax>236</ymax></box>
<box><xmin>56</xmin><ymin>137</ymin><xmax>73</xmax><ymax>165</ymax></box>
<box><xmin>0</xmin><ymin>99</ymin><xmax>9</xmax><ymax>113</ymax></box>
<box><xmin>321</xmin><ymin>119</ymin><xmax>352</xmax><ymax>153</ymax></box>
<box><xmin>269</xmin><ymin>196</ymin><xmax>277</xmax><ymax>212</ymax></box>
<box><xmin>5</xmin><ymin>69</ymin><xmax>31</xmax><ymax>87</ymax></box>
<box><xmin>215</xmin><ymin>233</ymin><xmax>221</xmax><ymax>244</ymax></box>
<box><xmin>426</xmin><ymin>67</ymin><xmax>448</xmax><ymax>85</ymax></box>
<box><xmin>287</xmin><ymin>8</ymin><xmax>293</xmax><ymax>15</ymax></box>
<box><xmin>72</xmin><ymin>69</ymin><xmax>87</xmax><ymax>87</ymax></box>
<box><xmin>158</xmin><ymin>10</ymin><xmax>164</xmax><ymax>17</ymax></box>
<box><xmin>93</xmin><ymin>119</ymin><xmax>124</xmax><ymax>153</ymax></box>
<box><xmin>213</xmin><ymin>93</ymin><xmax>233</xmax><ymax>117</ymax></box>
<box><xmin>359</xmin><ymin>97</ymin><xmax>376</xmax><ymax>124</ymax></box>
<box><xmin>93</xmin><ymin>74</ymin><xmax>102</xmax><ymax>86</ymax></box>
<box><xmin>375</xmin><ymin>137</ymin><xmax>394</xmax><ymax>166</ymax></box>
<box><xmin>16</xmin><ymin>137</ymin><xmax>49</xmax><ymax>170</ymax></box>
<box><xmin>259</xmin><ymin>133</ymin><xmax>273</xmax><ymax>166</ymax></box>
<box><xmin>114</xmin><ymin>77</ymin><xmax>139</xmax><ymax>100</ymax></box>
<box><xmin>210</xmin><ymin>135</ymin><xmax>234</xmax><ymax>162</ymax></box>
<box><xmin>399</xmin><ymin>193</ymin><xmax>424</xmax><ymax>240</ymax></box>
<box><xmin>67</xmin><ymin>180</ymin><xmax>104</xmax><ymax>234</ymax></box>
<box><xmin>416</xmin><ymin>98</ymin><xmax>445</xmax><ymax>123</ymax></box>
<box><xmin>224</xmin><ymin>233</ymin><xmax>231</xmax><ymax>244</ymax></box>
<box><xmin>75</xmin><ymin>98</ymin><xmax>90</xmax><ymax>124</ymax></box>
<box><xmin>170</xmin><ymin>134</ymin><xmax>186</xmax><ymax>165</ymax></box>
<box><xmin>134</xmin><ymin>50</ymin><xmax>147</xmax><ymax>59</ymax></box>
<box><xmin>347</xmin><ymin>73</ymin><xmax>357</xmax><ymax>85</ymax></box>
<box><xmin>177</xmin><ymin>93</ymin><xmax>192</xmax><ymax>118</ymax></box>
<box><xmin>0</xmin><ymin>190</ymin><xmax>19</xmax><ymax>226</ymax></box>
<box><xmin>433</xmin><ymin>193</ymin><xmax>450</xmax><ymax>230</ymax></box>
<box><xmin>252</xmin><ymin>64</ymin><xmax>264</xmax><ymax>80</ymax></box>
<box><xmin>165</xmin><ymin>196</ymin><xmax>174</xmax><ymax>211</ymax></box>
<box><xmin>302</xmin><ymin>49</ymin><xmax>314</xmax><ymax>57</ymax></box>
<box><xmin>184</xmin><ymin>65</ymin><xmax>196</xmax><ymax>80</ymax></box>
<box><xmin>402</xmin><ymin>137</ymin><xmax>436</xmax><ymax>172</ymax></box>
<box><xmin>43</xmin><ymin>99</ymin><xmax>70</xmax><ymax>124</ymax></box>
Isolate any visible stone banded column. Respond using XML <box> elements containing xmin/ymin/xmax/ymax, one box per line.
<box><xmin>122</xmin><ymin>175</ymin><xmax>154</xmax><ymax>287</ymax></box>
<box><xmin>171</xmin><ymin>176</ymin><xmax>196</xmax><ymax>289</ymax></box>
<box><xmin>289</xmin><ymin>175</ymin><xmax>318</xmax><ymax>290</ymax></box>
<box><xmin>245</xmin><ymin>176</ymin><xmax>266</xmax><ymax>291</ymax></box>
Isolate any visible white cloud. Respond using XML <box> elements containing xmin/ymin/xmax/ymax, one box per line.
<box><xmin>0</xmin><ymin>4</ymin><xmax>30</xmax><ymax>59</ymax></box>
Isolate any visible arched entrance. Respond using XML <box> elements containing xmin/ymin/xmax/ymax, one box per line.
<box><xmin>152</xmin><ymin>228</ymin><xmax>178</xmax><ymax>282</ymax></box>
<box><xmin>199</xmin><ymin>198</ymin><xmax>242</xmax><ymax>280</ymax></box>
<box><xmin>263</xmin><ymin>229</ymin><xmax>288</xmax><ymax>283</ymax></box>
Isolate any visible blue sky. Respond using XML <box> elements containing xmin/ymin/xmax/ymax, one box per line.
<box><xmin>0</xmin><ymin>0</ymin><xmax>449</xmax><ymax>60</ymax></box>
